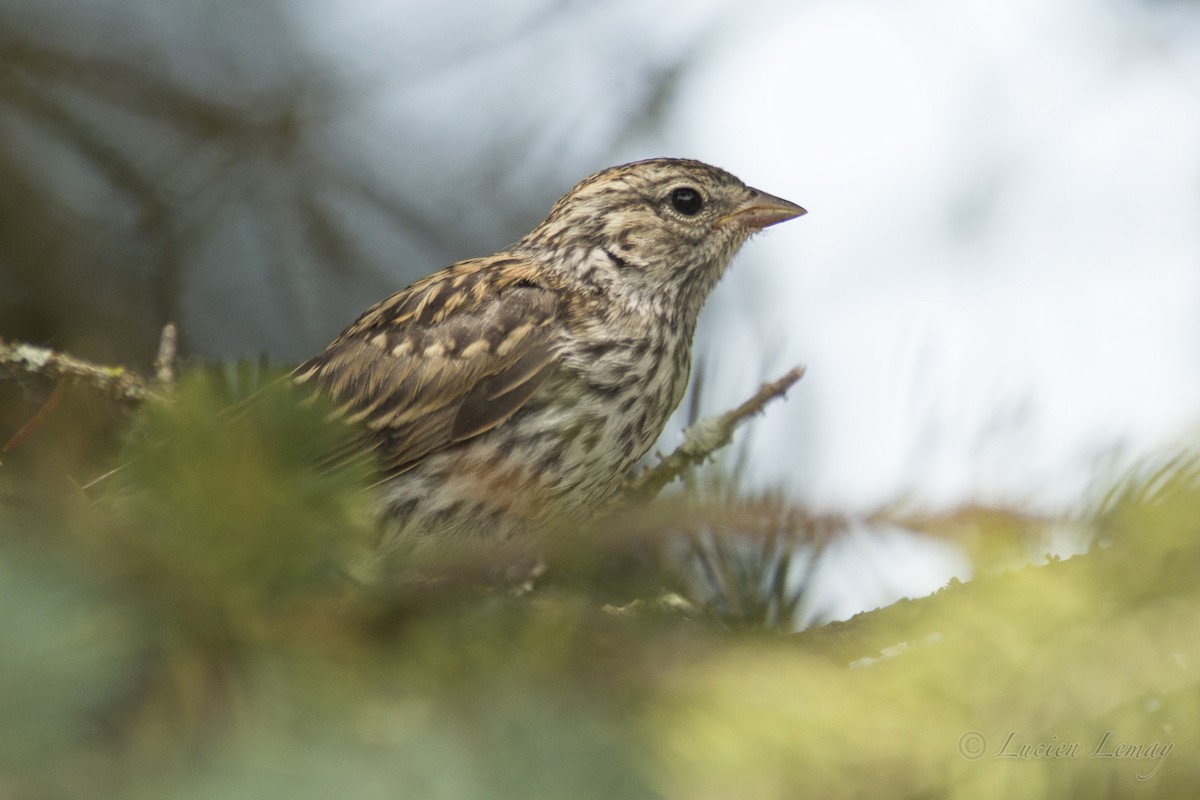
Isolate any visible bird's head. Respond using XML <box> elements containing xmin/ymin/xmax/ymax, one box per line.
<box><xmin>521</xmin><ymin>158</ymin><xmax>806</xmax><ymax>317</ymax></box>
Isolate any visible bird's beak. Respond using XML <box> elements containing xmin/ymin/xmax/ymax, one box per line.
<box><xmin>718</xmin><ymin>189</ymin><xmax>807</xmax><ymax>231</ymax></box>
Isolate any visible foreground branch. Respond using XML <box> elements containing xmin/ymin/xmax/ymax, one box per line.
<box><xmin>619</xmin><ymin>365</ymin><xmax>806</xmax><ymax>505</ymax></box>
<box><xmin>0</xmin><ymin>335</ymin><xmax>166</xmax><ymax>405</ymax></box>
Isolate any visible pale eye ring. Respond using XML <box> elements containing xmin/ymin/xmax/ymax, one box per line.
<box><xmin>669</xmin><ymin>186</ymin><xmax>704</xmax><ymax>216</ymax></box>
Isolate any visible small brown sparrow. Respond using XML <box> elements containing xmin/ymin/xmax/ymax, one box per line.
<box><xmin>294</xmin><ymin>158</ymin><xmax>805</xmax><ymax>553</ymax></box>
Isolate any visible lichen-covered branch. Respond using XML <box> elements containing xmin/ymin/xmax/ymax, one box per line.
<box><xmin>0</xmin><ymin>338</ymin><xmax>154</xmax><ymax>404</ymax></box>
<box><xmin>619</xmin><ymin>365</ymin><xmax>806</xmax><ymax>505</ymax></box>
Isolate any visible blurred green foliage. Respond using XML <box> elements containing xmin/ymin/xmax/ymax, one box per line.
<box><xmin>0</xmin><ymin>370</ymin><xmax>1198</xmax><ymax>799</ymax></box>
<box><xmin>106</xmin><ymin>369</ymin><xmax>370</xmax><ymax>616</ymax></box>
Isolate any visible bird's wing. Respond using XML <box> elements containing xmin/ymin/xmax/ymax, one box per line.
<box><xmin>293</xmin><ymin>257</ymin><xmax>562</xmax><ymax>473</ymax></box>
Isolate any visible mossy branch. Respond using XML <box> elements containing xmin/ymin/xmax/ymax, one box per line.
<box><xmin>1</xmin><ymin>339</ymin><xmax>152</xmax><ymax>404</ymax></box>
<box><xmin>0</xmin><ymin>324</ymin><xmax>178</xmax><ymax>406</ymax></box>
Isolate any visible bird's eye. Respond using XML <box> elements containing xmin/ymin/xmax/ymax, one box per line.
<box><xmin>669</xmin><ymin>187</ymin><xmax>704</xmax><ymax>216</ymax></box>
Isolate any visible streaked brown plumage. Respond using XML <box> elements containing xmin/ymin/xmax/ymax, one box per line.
<box><xmin>294</xmin><ymin>158</ymin><xmax>805</xmax><ymax>552</ymax></box>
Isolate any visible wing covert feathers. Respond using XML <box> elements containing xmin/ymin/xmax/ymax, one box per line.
<box><xmin>294</xmin><ymin>258</ymin><xmax>561</xmax><ymax>472</ymax></box>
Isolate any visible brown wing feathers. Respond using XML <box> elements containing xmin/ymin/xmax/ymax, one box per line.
<box><xmin>294</xmin><ymin>260</ymin><xmax>562</xmax><ymax>473</ymax></box>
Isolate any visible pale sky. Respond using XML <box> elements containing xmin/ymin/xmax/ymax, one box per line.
<box><xmin>672</xmin><ymin>0</ymin><xmax>1200</xmax><ymax>513</ymax></box>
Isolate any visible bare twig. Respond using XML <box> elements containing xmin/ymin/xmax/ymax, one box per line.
<box><xmin>0</xmin><ymin>338</ymin><xmax>154</xmax><ymax>404</ymax></box>
<box><xmin>154</xmin><ymin>322</ymin><xmax>179</xmax><ymax>385</ymax></box>
<box><xmin>619</xmin><ymin>365</ymin><xmax>806</xmax><ymax>505</ymax></box>
<box><xmin>2</xmin><ymin>380</ymin><xmax>69</xmax><ymax>454</ymax></box>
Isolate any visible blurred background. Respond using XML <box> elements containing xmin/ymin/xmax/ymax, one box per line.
<box><xmin>2</xmin><ymin>0</ymin><xmax>1199</xmax><ymax>603</ymax></box>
